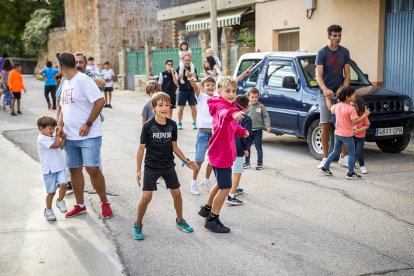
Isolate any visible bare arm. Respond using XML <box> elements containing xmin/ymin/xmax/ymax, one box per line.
<box><xmin>352</xmin><ymin>109</ymin><xmax>371</xmax><ymax>125</ymax></box>
<box><xmin>343</xmin><ymin>64</ymin><xmax>350</xmax><ymax>86</ymax></box>
<box><xmin>354</xmin><ymin>125</ymin><xmax>369</xmax><ymax>134</ymax></box>
<box><xmin>141</xmin><ymin>116</ymin><xmax>147</xmax><ymax>125</ymax></box>
<box><xmin>172</xmin><ymin>141</ymin><xmax>199</xmax><ymax>171</ymax></box>
<box><xmin>79</xmin><ymin>97</ymin><xmax>105</xmax><ymax>137</ymax></box>
<box><xmin>235</xmin><ymin>66</ymin><xmax>253</xmax><ymax>84</ymax></box>
<box><xmin>316</xmin><ymin>64</ymin><xmax>334</xmax><ymax>98</ymax></box>
<box><xmin>136</xmin><ymin>144</ymin><xmax>146</xmax><ymax>186</ymax></box>
<box><xmin>187</xmin><ymin>71</ymin><xmax>200</xmax><ymax>96</ymax></box>
<box><xmin>50</xmin><ymin>128</ymin><xmax>62</xmax><ymax>149</ymax></box>
<box><xmin>172</xmin><ymin>71</ymin><xmax>179</xmax><ymax>86</ymax></box>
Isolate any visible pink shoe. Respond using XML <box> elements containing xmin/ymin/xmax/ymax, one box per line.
<box><xmin>102</xmin><ymin>202</ymin><xmax>113</xmax><ymax>219</ymax></box>
<box><xmin>65</xmin><ymin>204</ymin><xmax>87</xmax><ymax>217</ymax></box>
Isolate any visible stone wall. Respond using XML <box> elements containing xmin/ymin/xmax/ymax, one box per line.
<box><xmin>38</xmin><ymin>0</ymin><xmax>174</xmax><ymax>76</ymax></box>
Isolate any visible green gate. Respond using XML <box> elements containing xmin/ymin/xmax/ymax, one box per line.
<box><xmin>127</xmin><ymin>51</ymin><xmax>145</xmax><ymax>75</ymax></box>
<box><xmin>151</xmin><ymin>47</ymin><xmax>203</xmax><ymax>77</ymax></box>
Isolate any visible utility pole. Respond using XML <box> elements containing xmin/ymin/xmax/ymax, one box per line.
<box><xmin>210</xmin><ymin>0</ymin><xmax>218</xmax><ymax>54</ymax></box>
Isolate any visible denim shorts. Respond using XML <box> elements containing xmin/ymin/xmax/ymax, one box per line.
<box><xmin>212</xmin><ymin>166</ymin><xmax>232</xmax><ymax>189</ymax></box>
<box><xmin>232</xmin><ymin>157</ymin><xmax>244</xmax><ymax>174</ymax></box>
<box><xmin>64</xmin><ymin>136</ymin><xmax>102</xmax><ymax>168</ymax></box>
<box><xmin>43</xmin><ymin>170</ymin><xmax>68</xmax><ymax>193</ymax></box>
<box><xmin>195</xmin><ymin>130</ymin><xmax>212</xmax><ymax>163</ymax></box>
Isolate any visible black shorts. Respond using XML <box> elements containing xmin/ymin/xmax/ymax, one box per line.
<box><xmin>104</xmin><ymin>87</ymin><xmax>113</xmax><ymax>92</ymax></box>
<box><xmin>44</xmin><ymin>85</ymin><xmax>57</xmax><ymax>94</ymax></box>
<box><xmin>165</xmin><ymin>90</ymin><xmax>177</xmax><ymax>109</ymax></box>
<box><xmin>12</xmin><ymin>92</ymin><xmax>21</xmax><ymax>99</ymax></box>
<box><xmin>212</xmin><ymin>166</ymin><xmax>232</xmax><ymax>189</ymax></box>
<box><xmin>143</xmin><ymin>166</ymin><xmax>180</xmax><ymax>191</ymax></box>
<box><xmin>178</xmin><ymin>89</ymin><xmax>197</xmax><ymax>106</ymax></box>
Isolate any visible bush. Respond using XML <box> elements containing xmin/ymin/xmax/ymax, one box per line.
<box><xmin>22</xmin><ymin>9</ymin><xmax>52</xmax><ymax>57</ymax></box>
<box><xmin>237</xmin><ymin>28</ymin><xmax>255</xmax><ymax>47</ymax></box>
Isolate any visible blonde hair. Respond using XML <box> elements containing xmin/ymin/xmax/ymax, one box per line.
<box><xmin>145</xmin><ymin>80</ymin><xmax>160</xmax><ymax>95</ymax></box>
<box><xmin>217</xmin><ymin>76</ymin><xmax>237</xmax><ymax>89</ymax></box>
<box><xmin>200</xmin><ymin>76</ymin><xmax>216</xmax><ymax>87</ymax></box>
<box><xmin>37</xmin><ymin>116</ymin><xmax>57</xmax><ymax>129</ymax></box>
<box><xmin>151</xmin><ymin>92</ymin><xmax>171</xmax><ymax>108</ymax></box>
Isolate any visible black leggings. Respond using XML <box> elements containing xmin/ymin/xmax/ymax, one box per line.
<box><xmin>44</xmin><ymin>85</ymin><xmax>57</xmax><ymax>107</ymax></box>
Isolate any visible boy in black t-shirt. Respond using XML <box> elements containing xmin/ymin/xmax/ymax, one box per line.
<box><xmin>133</xmin><ymin>92</ymin><xmax>199</xmax><ymax>240</ymax></box>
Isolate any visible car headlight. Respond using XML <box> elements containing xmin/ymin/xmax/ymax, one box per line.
<box><xmin>404</xmin><ymin>98</ymin><xmax>413</xmax><ymax>112</ymax></box>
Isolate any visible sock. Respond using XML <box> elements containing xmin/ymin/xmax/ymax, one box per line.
<box><xmin>228</xmin><ymin>194</ymin><xmax>235</xmax><ymax>198</ymax></box>
<box><xmin>78</xmin><ymin>204</ymin><xmax>85</xmax><ymax>208</ymax></box>
<box><xmin>207</xmin><ymin>212</ymin><xmax>218</xmax><ymax>221</ymax></box>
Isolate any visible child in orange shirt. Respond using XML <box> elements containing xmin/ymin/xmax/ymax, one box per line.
<box><xmin>8</xmin><ymin>62</ymin><xmax>27</xmax><ymax>116</ymax></box>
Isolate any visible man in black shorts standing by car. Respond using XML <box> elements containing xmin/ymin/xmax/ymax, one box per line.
<box><xmin>174</xmin><ymin>53</ymin><xmax>198</xmax><ymax>130</ymax></box>
<box><xmin>316</xmin><ymin>24</ymin><xmax>351</xmax><ymax>169</ymax></box>
<box><xmin>158</xmin><ymin>59</ymin><xmax>178</xmax><ymax>119</ymax></box>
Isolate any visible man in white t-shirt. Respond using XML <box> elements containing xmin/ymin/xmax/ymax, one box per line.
<box><xmin>57</xmin><ymin>52</ymin><xmax>112</xmax><ymax>219</ymax></box>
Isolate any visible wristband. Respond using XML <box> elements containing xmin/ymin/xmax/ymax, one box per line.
<box><xmin>182</xmin><ymin>158</ymin><xmax>190</xmax><ymax>167</ymax></box>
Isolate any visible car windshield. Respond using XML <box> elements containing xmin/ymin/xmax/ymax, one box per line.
<box><xmin>298</xmin><ymin>56</ymin><xmax>371</xmax><ymax>88</ymax></box>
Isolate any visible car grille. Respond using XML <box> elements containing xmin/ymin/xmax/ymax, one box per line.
<box><xmin>366</xmin><ymin>99</ymin><xmax>404</xmax><ymax>114</ymax></box>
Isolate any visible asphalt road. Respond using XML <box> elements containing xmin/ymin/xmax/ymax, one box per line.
<box><xmin>1</xmin><ymin>76</ymin><xmax>414</xmax><ymax>276</ymax></box>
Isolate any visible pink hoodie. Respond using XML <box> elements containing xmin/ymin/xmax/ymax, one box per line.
<box><xmin>207</xmin><ymin>96</ymin><xmax>248</xmax><ymax>168</ymax></box>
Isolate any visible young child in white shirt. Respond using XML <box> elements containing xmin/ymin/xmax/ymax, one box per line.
<box><xmin>178</xmin><ymin>41</ymin><xmax>195</xmax><ymax>84</ymax></box>
<box><xmin>37</xmin><ymin>116</ymin><xmax>68</xmax><ymax>221</ymax></box>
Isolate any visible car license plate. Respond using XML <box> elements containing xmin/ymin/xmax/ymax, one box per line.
<box><xmin>375</xmin><ymin>127</ymin><xmax>403</xmax><ymax>136</ymax></box>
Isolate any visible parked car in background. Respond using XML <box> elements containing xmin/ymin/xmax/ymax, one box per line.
<box><xmin>235</xmin><ymin>52</ymin><xmax>414</xmax><ymax>160</ymax></box>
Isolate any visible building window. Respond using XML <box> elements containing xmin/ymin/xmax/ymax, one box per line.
<box><xmin>275</xmin><ymin>29</ymin><xmax>300</xmax><ymax>51</ymax></box>
<box><xmin>183</xmin><ymin>34</ymin><xmax>200</xmax><ymax>48</ymax></box>
<box><xmin>387</xmin><ymin>0</ymin><xmax>414</xmax><ymax>13</ymax></box>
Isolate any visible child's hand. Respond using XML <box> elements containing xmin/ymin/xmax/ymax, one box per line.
<box><xmin>136</xmin><ymin>171</ymin><xmax>142</xmax><ymax>187</ymax></box>
<box><xmin>233</xmin><ymin>111</ymin><xmax>244</xmax><ymax>121</ymax></box>
<box><xmin>243</xmin><ymin>131</ymin><xmax>249</xmax><ymax>138</ymax></box>
<box><xmin>24</xmin><ymin>89</ymin><xmax>27</xmax><ymax>94</ymax></box>
<box><xmin>243</xmin><ymin>150</ymin><xmax>249</xmax><ymax>157</ymax></box>
<box><xmin>266</xmin><ymin>127</ymin><xmax>271</xmax><ymax>133</ymax></box>
<box><xmin>186</xmin><ymin>161</ymin><xmax>199</xmax><ymax>172</ymax></box>
<box><xmin>244</xmin><ymin>65</ymin><xmax>253</xmax><ymax>76</ymax></box>
<box><xmin>185</xmin><ymin>70</ymin><xmax>194</xmax><ymax>79</ymax></box>
<box><xmin>364</xmin><ymin>107</ymin><xmax>371</xmax><ymax>117</ymax></box>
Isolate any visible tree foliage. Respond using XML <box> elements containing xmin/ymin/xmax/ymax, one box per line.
<box><xmin>22</xmin><ymin>9</ymin><xmax>53</xmax><ymax>56</ymax></box>
<box><xmin>0</xmin><ymin>0</ymin><xmax>64</xmax><ymax>57</ymax></box>
<box><xmin>237</xmin><ymin>28</ymin><xmax>255</xmax><ymax>48</ymax></box>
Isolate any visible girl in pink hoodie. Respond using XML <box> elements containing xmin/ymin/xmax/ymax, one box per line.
<box><xmin>198</xmin><ymin>76</ymin><xmax>249</xmax><ymax>233</ymax></box>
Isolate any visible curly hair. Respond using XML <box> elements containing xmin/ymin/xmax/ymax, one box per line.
<box><xmin>217</xmin><ymin>76</ymin><xmax>237</xmax><ymax>89</ymax></box>
<box><xmin>145</xmin><ymin>80</ymin><xmax>160</xmax><ymax>95</ymax></box>
<box><xmin>327</xmin><ymin>25</ymin><xmax>342</xmax><ymax>36</ymax></box>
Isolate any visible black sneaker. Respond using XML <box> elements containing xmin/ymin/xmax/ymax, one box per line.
<box><xmin>204</xmin><ymin>218</ymin><xmax>230</xmax><ymax>233</ymax></box>
<box><xmin>256</xmin><ymin>163</ymin><xmax>263</xmax><ymax>170</ymax></box>
<box><xmin>319</xmin><ymin>167</ymin><xmax>333</xmax><ymax>176</ymax></box>
<box><xmin>227</xmin><ymin>195</ymin><xmax>243</xmax><ymax>206</ymax></box>
<box><xmin>17</xmin><ymin>110</ymin><xmax>22</xmax><ymax>115</ymax></box>
<box><xmin>10</xmin><ymin>112</ymin><xmax>17</xmax><ymax>116</ymax></box>
<box><xmin>243</xmin><ymin>162</ymin><xmax>251</xmax><ymax>169</ymax></box>
<box><xmin>198</xmin><ymin>205</ymin><xmax>210</xmax><ymax>218</ymax></box>
<box><xmin>235</xmin><ymin>188</ymin><xmax>244</xmax><ymax>196</ymax></box>
<box><xmin>104</xmin><ymin>104</ymin><xmax>109</xmax><ymax>108</ymax></box>
<box><xmin>346</xmin><ymin>172</ymin><xmax>362</xmax><ymax>180</ymax></box>
<box><xmin>67</xmin><ymin>181</ymin><xmax>72</xmax><ymax>190</ymax></box>
<box><xmin>108</xmin><ymin>104</ymin><xmax>113</xmax><ymax>108</ymax></box>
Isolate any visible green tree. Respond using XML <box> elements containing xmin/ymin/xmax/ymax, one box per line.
<box><xmin>22</xmin><ymin>9</ymin><xmax>53</xmax><ymax>56</ymax></box>
<box><xmin>237</xmin><ymin>28</ymin><xmax>255</xmax><ymax>48</ymax></box>
<box><xmin>0</xmin><ymin>0</ymin><xmax>64</xmax><ymax>57</ymax></box>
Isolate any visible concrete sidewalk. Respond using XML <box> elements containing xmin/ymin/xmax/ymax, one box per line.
<box><xmin>0</xmin><ymin>134</ymin><xmax>124</xmax><ymax>275</ymax></box>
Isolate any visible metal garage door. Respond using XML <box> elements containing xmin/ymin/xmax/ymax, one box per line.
<box><xmin>384</xmin><ymin>0</ymin><xmax>414</xmax><ymax>99</ymax></box>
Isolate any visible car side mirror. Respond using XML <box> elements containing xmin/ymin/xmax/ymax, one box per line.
<box><xmin>282</xmin><ymin>76</ymin><xmax>297</xmax><ymax>90</ymax></box>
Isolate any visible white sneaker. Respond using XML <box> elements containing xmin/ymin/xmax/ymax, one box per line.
<box><xmin>338</xmin><ymin>154</ymin><xmax>349</xmax><ymax>168</ymax></box>
<box><xmin>44</xmin><ymin>208</ymin><xmax>56</xmax><ymax>221</ymax></box>
<box><xmin>56</xmin><ymin>199</ymin><xmax>67</xmax><ymax>213</ymax></box>
<box><xmin>317</xmin><ymin>158</ymin><xmax>327</xmax><ymax>169</ymax></box>
<box><xmin>201</xmin><ymin>177</ymin><xmax>212</xmax><ymax>192</ymax></box>
<box><xmin>190</xmin><ymin>180</ymin><xmax>200</xmax><ymax>195</ymax></box>
<box><xmin>360</xmin><ymin>166</ymin><xmax>368</xmax><ymax>174</ymax></box>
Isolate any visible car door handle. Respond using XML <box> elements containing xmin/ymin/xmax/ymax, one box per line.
<box><xmin>263</xmin><ymin>90</ymin><xmax>270</xmax><ymax>98</ymax></box>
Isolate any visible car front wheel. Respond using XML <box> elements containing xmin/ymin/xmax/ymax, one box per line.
<box><xmin>307</xmin><ymin>119</ymin><xmax>334</xmax><ymax>160</ymax></box>
<box><xmin>376</xmin><ymin>134</ymin><xmax>411</xmax><ymax>153</ymax></box>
